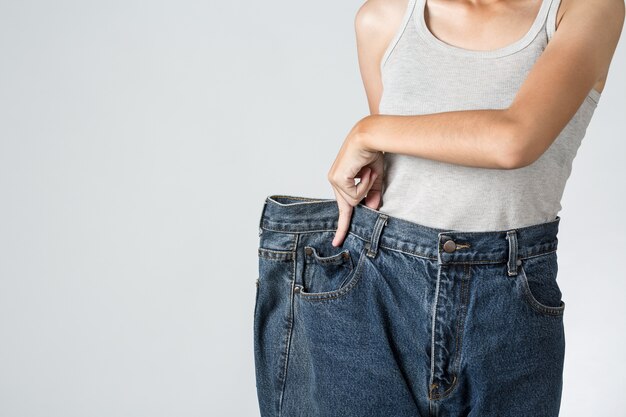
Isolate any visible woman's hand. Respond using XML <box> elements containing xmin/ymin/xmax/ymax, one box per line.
<box><xmin>328</xmin><ymin>117</ymin><xmax>384</xmax><ymax>247</ymax></box>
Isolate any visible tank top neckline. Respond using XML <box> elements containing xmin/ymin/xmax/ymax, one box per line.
<box><xmin>415</xmin><ymin>0</ymin><xmax>554</xmax><ymax>58</ymax></box>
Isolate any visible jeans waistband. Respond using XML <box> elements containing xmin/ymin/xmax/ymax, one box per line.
<box><xmin>259</xmin><ymin>195</ymin><xmax>559</xmax><ymax>271</ymax></box>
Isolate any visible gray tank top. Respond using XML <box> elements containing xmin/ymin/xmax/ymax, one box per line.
<box><xmin>377</xmin><ymin>0</ymin><xmax>600</xmax><ymax>231</ymax></box>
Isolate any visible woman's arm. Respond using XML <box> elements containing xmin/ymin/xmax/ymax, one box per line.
<box><xmin>353</xmin><ymin>0</ymin><xmax>624</xmax><ymax>169</ymax></box>
<box><xmin>329</xmin><ymin>0</ymin><xmax>623</xmax><ymax>247</ymax></box>
<box><xmin>329</xmin><ymin>0</ymin><xmax>410</xmax><ymax>247</ymax></box>
<box><xmin>355</xmin><ymin>0</ymin><xmax>409</xmax><ymax>115</ymax></box>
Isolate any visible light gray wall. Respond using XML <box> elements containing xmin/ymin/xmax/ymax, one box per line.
<box><xmin>0</xmin><ymin>1</ymin><xmax>624</xmax><ymax>416</ymax></box>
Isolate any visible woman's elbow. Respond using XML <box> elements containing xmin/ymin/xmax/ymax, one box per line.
<box><xmin>495</xmin><ymin>123</ymin><xmax>540</xmax><ymax>170</ymax></box>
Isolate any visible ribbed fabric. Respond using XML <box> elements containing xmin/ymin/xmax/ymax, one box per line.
<box><xmin>377</xmin><ymin>0</ymin><xmax>600</xmax><ymax>231</ymax></box>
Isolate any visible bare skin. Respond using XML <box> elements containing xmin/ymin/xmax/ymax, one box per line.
<box><xmin>329</xmin><ymin>0</ymin><xmax>624</xmax><ymax>247</ymax></box>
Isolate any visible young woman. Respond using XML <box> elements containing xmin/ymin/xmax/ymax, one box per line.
<box><xmin>254</xmin><ymin>0</ymin><xmax>624</xmax><ymax>416</ymax></box>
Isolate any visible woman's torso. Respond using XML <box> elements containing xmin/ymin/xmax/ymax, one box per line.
<box><xmin>377</xmin><ymin>0</ymin><xmax>601</xmax><ymax>231</ymax></box>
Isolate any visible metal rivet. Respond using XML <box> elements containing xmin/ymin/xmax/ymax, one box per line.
<box><xmin>294</xmin><ymin>286</ymin><xmax>301</xmax><ymax>293</ymax></box>
<box><xmin>342</xmin><ymin>252</ymin><xmax>349</xmax><ymax>259</ymax></box>
<box><xmin>305</xmin><ymin>247</ymin><xmax>313</xmax><ymax>256</ymax></box>
<box><xmin>517</xmin><ymin>259</ymin><xmax>522</xmax><ymax>266</ymax></box>
<box><xmin>443</xmin><ymin>239</ymin><xmax>457</xmax><ymax>253</ymax></box>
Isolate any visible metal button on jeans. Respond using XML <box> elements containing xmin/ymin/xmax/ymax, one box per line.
<box><xmin>443</xmin><ymin>239</ymin><xmax>457</xmax><ymax>253</ymax></box>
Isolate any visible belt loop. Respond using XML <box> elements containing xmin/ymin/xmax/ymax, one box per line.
<box><xmin>366</xmin><ymin>214</ymin><xmax>389</xmax><ymax>258</ymax></box>
<box><xmin>505</xmin><ymin>230</ymin><xmax>520</xmax><ymax>276</ymax></box>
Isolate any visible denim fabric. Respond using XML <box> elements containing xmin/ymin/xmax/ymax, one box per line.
<box><xmin>253</xmin><ymin>195</ymin><xmax>565</xmax><ymax>417</ymax></box>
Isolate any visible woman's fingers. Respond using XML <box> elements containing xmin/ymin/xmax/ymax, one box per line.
<box><xmin>333</xmin><ymin>167</ymin><xmax>374</xmax><ymax>209</ymax></box>
<box><xmin>355</xmin><ymin>168</ymin><xmax>376</xmax><ymax>201</ymax></box>
<box><xmin>331</xmin><ymin>188</ymin><xmax>353</xmax><ymax>247</ymax></box>
<box><xmin>331</xmin><ymin>168</ymin><xmax>377</xmax><ymax>247</ymax></box>
<box><xmin>364</xmin><ymin>170</ymin><xmax>382</xmax><ymax>210</ymax></box>
<box><xmin>327</xmin><ymin>132</ymin><xmax>386</xmax><ymax>246</ymax></box>
<box><xmin>363</xmin><ymin>153</ymin><xmax>384</xmax><ymax>210</ymax></box>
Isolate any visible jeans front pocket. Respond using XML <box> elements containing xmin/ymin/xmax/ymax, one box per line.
<box><xmin>297</xmin><ymin>231</ymin><xmax>367</xmax><ymax>301</ymax></box>
<box><xmin>302</xmin><ymin>244</ymin><xmax>354</xmax><ymax>294</ymax></box>
<box><xmin>517</xmin><ymin>251</ymin><xmax>565</xmax><ymax>317</ymax></box>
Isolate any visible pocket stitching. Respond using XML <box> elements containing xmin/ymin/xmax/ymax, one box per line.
<box><xmin>297</xmin><ymin>247</ymin><xmax>367</xmax><ymax>302</ymax></box>
<box><xmin>304</xmin><ymin>245</ymin><xmax>353</xmax><ymax>266</ymax></box>
<box><xmin>258</xmin><ymin>247</ymin><xmax>295</xmax><ymax>261</ymax></box>
<box><xmin>519</xmin><ymin>264</ymin><xmax>565</xmax><ymax>317</ymax></box>
<box><xmin>302</xmin><ymin>246</ymin><xmax>354</xmax><ymax>294</ymax></box>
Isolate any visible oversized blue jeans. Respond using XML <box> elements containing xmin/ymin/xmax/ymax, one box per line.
<box><xmin>253</xmin><ymin>195</ymin><xmax>565</xmax><ymax>417</ymax></box>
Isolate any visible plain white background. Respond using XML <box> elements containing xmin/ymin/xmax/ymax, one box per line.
<box><xmin>0</xmin><ymin>1</ymin><xmax>624</xmax><ymax>416</ymax></box>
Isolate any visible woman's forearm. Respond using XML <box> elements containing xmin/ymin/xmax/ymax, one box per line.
<box><xmin>354</xmin><ymin>110</ymin><xmax>526</xmax><ymax>170</ymax></box>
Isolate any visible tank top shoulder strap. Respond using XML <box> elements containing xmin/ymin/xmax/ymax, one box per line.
<box><xmin>545</xmin><ymin>0</ymin><xmax>563</xmax><ymax>42</ymax></box>
<box><xmin>380</xmin><ymin>0</ymin><xmax>418</xmax><ymax>72</ymax></box>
